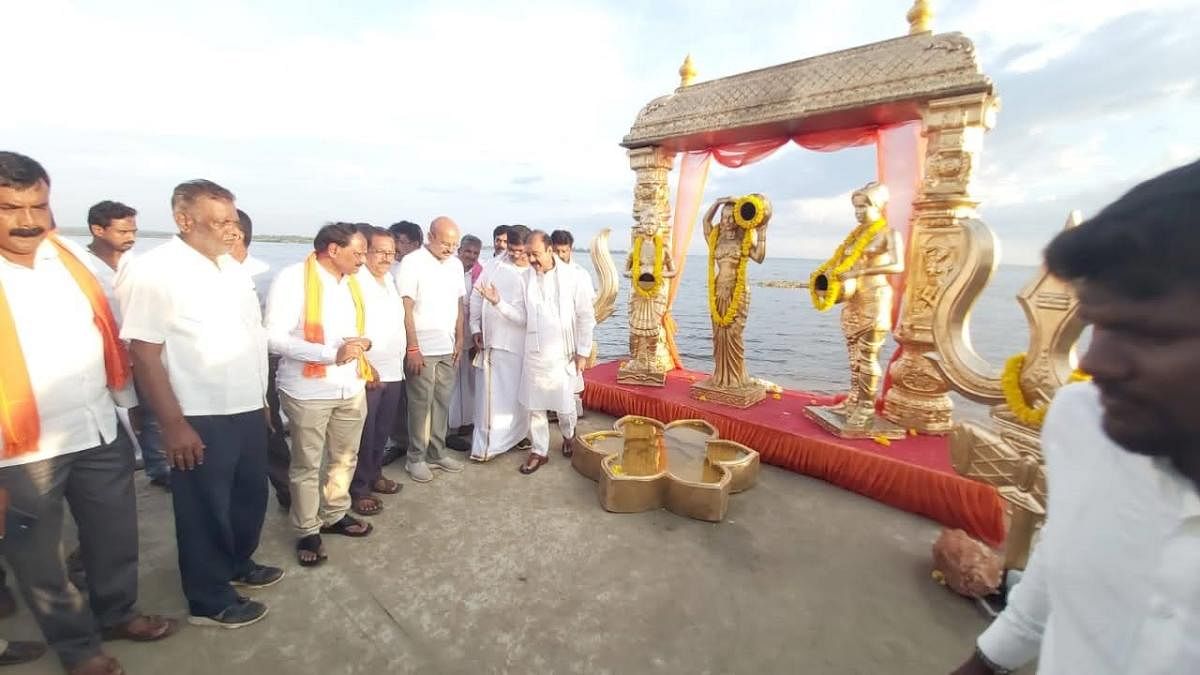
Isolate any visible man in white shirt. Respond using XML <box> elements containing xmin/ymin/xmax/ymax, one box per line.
<box><xmin>954</xmin><ymin>158</ymin><xmax>1200</xmax><ymax>675</ymax></box>
<box><xmin>517</xmin><ymin>230</ymin><xmax>596</xmax><ymax>475</ymax></box>
<box><xmin>122</xmin><ymin>180</ymin><xmax>281</xmax><ymax>630</ymax></box>
<box><xmin>447</xmin><ymin>234</ymin><xmax>483</xmax><ymax>450</ymax></box>
<box><xmin>81</xmin><ymin>200</ymin><xmax>138</xmax><ymax>320</ymax></box>
<box><xmin>0</xmin><ymin>151</ymin><xmax>176</xmax><ymax>674</ymax></box>
<box><xmin>348</xmin><ymin>226</ymin><xmax>405</xmax><ymax>516</ymax></box>
<box><xmin>82</xmin><ymin>199</ymin><xmax>174</xmax><ymax>491</ymax></box>
<box><xmin>230</xmin><ymin>209</ymin><xmax>270</xmax><ymax>308</ymax></box>
<box><xmin>396</xmin><ymin>217</ymin><xmax>467</xmax><ymax>483</ymax></box>
<box><xmin>551</xmin><ymin>229</ymin><xmax>595</xmax><ymax>419</ymax></box>
<box><xmin>267</xmin><ymin>223</ymin><xmax>376</xmax><ymax>565</ymax></box>
<box><xmin>470</xmin><ymin>225</ymin><xmax>530</xmax><ymax>461</ymax></box>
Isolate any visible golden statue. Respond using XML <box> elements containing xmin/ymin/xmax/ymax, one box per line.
<box><xmin>617</xmin><ymin>215</ymin><xmax>677</xmax><ymax>386</ymax></box>
<box><xmin>930</xmin><ymin>212</ymin><xmax>1087</xmax><ymax>572</ymax></box>
<box><xmin>804</xmin><ymin>182</ymin><xmax>907</xmax><ymax>438</ymax></box>
<box><xmin>587</xmin><ymin>228</ymin><xmax>620</xmax><ymax>368</ymax></box>
<box><xmin>689</xmin><ymin>194</ymin><xmax>770</xmax><ymax>409</ymax></box>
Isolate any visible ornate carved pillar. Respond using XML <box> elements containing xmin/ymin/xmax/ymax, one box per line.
<box><xmin>883</xmin><ymin>92</ymin><xmax>1000</xmax><ymax>433</ymax></box>
<box><xmin>618</xmin><ymin>146</ymin><xmax>675</xmax><ymax>385</ymax></box>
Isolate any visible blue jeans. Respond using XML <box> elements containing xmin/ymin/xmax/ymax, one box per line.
<box><xmin>138</xmin><ymin>409</ymin><xmax>170</xmax><ymax>482</ymax></box>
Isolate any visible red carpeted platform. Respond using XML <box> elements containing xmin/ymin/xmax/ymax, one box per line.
<box><xmin>583</xmin><ymin>360</ymin><xmax>1005</xmax><ymax>545</ymax></box>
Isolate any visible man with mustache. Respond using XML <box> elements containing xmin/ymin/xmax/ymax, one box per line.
<box><xmin>0</xmin><ymin>151</ymin><xmax>176</xmax><ymax>674</ymax></box>
<box><xmin>953</xmin><ymin>158</ymin><xmax>1200</xmax><ymax>674</ymax></box>
<box><xmin>121</xmin><ymin>180</ymin><xmax>281</xmax><ymax>630</ymax></box>
<box><xmin>266</xmin><ymin>223</ymin><xmax>376</xmax><ymax>566</ymax></box>
<box><xmin>517</xmin><ymin>230</ymin><xmax>595</xmax><ymax>475</ymax></box>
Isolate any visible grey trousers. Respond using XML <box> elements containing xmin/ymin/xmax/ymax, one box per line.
<box><xmin>406</xmin><ymin>353</ymin><xmax>457</xmax><ymax>465</ymax></box>
<box><xmin>0</xmin><ymin>430</ymin><xmax>139</xmax><ymax>669</ymax></box>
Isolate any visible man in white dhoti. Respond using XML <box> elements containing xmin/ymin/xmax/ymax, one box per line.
<box><xmin>518</xmin><ymin>230</ymin><xmax>596</xmax><ymax>475</ymax></box>
<box><xmin>551</xmin><ymin>229</ymin><xmax>596</xmax><ymax>420</ymax></box>
<box><xmin>469</xmin><ymin>225</ymin><xmax>530</xmax><ymax>462</ymax></box>
<box><xmin>447</xmin><ymin>235</ymin><xmax>483</xmax><ymax>450</ymax></box>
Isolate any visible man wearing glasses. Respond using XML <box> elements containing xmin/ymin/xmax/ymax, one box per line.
<box><xmin>265</xmin><ymin>223</ymin><xmax>375</xmax><ymax>567</ymax></box>
<box><xmin>348</xmin><ymin>226</ymin><xmax>405</xmax><ymax>516</ymax></box>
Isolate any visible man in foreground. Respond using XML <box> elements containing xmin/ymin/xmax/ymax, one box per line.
<box><xmin>517</xmin><ymin>231</ymin><xmax>595</xmax><ymax>474</ymax></box>
<box><xmin>953</xmin><ymin>158</ymin><xmax>1200</xmax><ymax>674</ymax></box>
<box><xmin>122</xmin><ymin>180</ymin><xmax>281</xmax><ymax>629</ymax></box>
<box><xmin>0</xmin><ymin>151</ymin><xmax>175</xmax><ymax>674</ymax></box>
<box><xmin>396</xmin><ymin>217</ymin><xmax>466</xmax><ymax>482</ymax></box>
<box><xmin>267</xmin><ymin>223</ymin><xmax>375</xmax><ymax>566</ymax></box>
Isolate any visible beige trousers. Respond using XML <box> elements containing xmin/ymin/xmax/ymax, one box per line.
<box><xmin>280</xmin><ymin>390</ymin><xmax>368</xmax><ymax>537</ymax></box>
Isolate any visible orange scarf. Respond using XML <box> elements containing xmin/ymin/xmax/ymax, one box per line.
<box><xmin>0</xmin><ymin>235</ymin><xmax>131</xmax><ymax>458</ymax></box>
<box><xmin>302</xmin><ymin>253</ymin><xmax>372</xmax><ymax>381</ymax></box>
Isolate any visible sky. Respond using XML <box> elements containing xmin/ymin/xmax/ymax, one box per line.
<box><xmin>4</xmin><ymin>0</ymin><xmax>1199</xmax><ymax>264</ymax></box>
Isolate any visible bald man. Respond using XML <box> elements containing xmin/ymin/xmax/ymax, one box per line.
<box><xmin>395</xmin><ymin>217</ymin><xmax>467</xmax><ymax>483</ymax></box>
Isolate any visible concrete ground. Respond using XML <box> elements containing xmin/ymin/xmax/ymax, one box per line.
<box><xmin>3</xmin><ymin>412</ymin><xmax>1001</xmax><ymax>675</ymax></box>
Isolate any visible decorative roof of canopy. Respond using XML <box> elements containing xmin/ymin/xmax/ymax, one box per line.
<box><xmin>622</xmin><ymin>32</ymin><xmax>993</xmax><ymax>152</ymax></box>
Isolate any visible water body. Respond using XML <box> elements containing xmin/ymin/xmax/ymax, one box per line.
<box><xmin>84</xmin><ymin>237</ymin><xmax>1075</xmax><ymax>396</ymax></box>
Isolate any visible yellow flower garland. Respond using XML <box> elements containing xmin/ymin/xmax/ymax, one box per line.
<box><xmin>631</xmin><ymin>233</ymin><xmax>665</xmax><ymax>299</ymax></box>
<box><xmin>707</xmin><ymin>226</ymin><xmax>754</xmax><ymax>327</ymax></box>
<box><xmin>809</xmin><ymin>219</ymin><xmax>888</xmax><ymax>312</ymax></box>
<box><xmin>1001</xmin><ymin>353</ymin><xmax>1091</xmax><ymax>429</ymax></box>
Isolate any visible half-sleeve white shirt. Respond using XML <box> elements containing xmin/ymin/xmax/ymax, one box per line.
<box><xmin>395</xmin><ymin>246</ymin><xmax>465</xmax><ymax>356</ymax></box>
<box><xmin>0</xmin><ymin>238</ymin><xmax>135</xmax><ymax>468</ymax></box>
<box><xmin>119</xmin><ymin>237</ymin><xmax>268</xmax><ymax>417</ymax></box>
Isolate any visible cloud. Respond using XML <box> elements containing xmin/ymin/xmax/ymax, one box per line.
<box><xmin>3</xmin><ymin>0</ymin><xmax>1197</xmax><ymax>268</ymax></box>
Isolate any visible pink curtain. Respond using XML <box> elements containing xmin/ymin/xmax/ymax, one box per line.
<box><xmin>661</xmin><ymin>123</ymin><xmax>926</xmax><ymax>400</ymax></box>
<box><xmin>875</xmin><ymin>122</ymin><xmax>926</xmax><ymax>408</ymax></box>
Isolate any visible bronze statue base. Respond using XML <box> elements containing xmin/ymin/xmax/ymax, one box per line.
<box><xmin>617</xmin><ymin>360</ymin><xmax>667</xmax><ymax>387</ymax></box>
<box><xmin>804</xmin><ymin>405</ymin><xmax>907</xmax><ymax>439</ymax></box>
<box><xmin>689</xmin><ymin>379</ymin><xmax>765</xmax><ymax>409</ymax></box>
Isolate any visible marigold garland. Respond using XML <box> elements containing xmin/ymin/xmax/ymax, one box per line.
<box><xmin>631</xmin><ymin>233</ymin><xmax>665</xmax><ymax>299</ymax></box>
<box><xmin>809</xmin><ymin>219</ymin><xmax>888</xmax><ymax>312</ymax></box>
<box><xmin>707</xmin><ymin>226</ymin><xmax>754</xmax><ymax>327</ymax></box>
<box><xmin>1001</xmin><ymin>353</ymin><xmax>1092</xmax><ymax>429</ymax></box>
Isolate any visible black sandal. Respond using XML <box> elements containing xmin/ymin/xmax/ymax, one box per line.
<box><xmin>320</xmin><ymin>515</ymin><xmax>374</xmax><ymax>537</ymax></box>
<box><xmin>296</xmin><ymin>534</ymin><xmax>327</xmax><ymax>567</ymax></box>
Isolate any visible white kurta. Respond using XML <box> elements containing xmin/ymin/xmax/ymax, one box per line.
<box><xmin>520</xmin><ymin>263</ymin><xmax>595</xmax><ymax>414</ymax></box>
<box><xmin>470</xmin><ymin>261</ymin><xmax>529</xmax><ymax>460</ymax></box>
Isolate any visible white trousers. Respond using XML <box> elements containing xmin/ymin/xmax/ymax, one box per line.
<box><xmin>529</xmin><ymin>409</ymin><xmax>577</xmax><ymax>458</ymax></box>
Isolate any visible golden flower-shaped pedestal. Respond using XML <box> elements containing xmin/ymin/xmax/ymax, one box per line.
<box><xmin>572</xmin><ymin>415</ymin><xmax>760</xmax><ymax>522</ymax></box>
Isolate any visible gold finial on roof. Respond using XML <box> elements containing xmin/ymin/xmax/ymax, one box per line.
<box><xmin>907</xmin><ymin>0</ymin><xmax>933</xmax><ymax>34</ymax></box>
<box><xmin>678</xmin><ymin>54</ymin><xmax>697</xmax><ymax>88</ymax></box>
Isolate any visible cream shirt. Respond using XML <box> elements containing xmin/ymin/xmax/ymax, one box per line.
<box><xmin>119</xmin><ymin>237</ymin><xmax>267</xmax><ymax>417</ymax></box>
<box><xmin>0</xmin><ymin>238</ymin><xmax>136</xmax><ymax>468</ymax></box>
<box><xmin>978</xmin><ymin>382</ymin><xmax>1200</xmax><ymax>673</ymax></box>
<box><xmin>469</xmin><ymin>260</ymin><xmax>527</xmax><ymax>355</ymax></box>
<box><xmin>83</xmin><ymin>248</ymin><xmax>134</xmax><ymax>324</ymax></box>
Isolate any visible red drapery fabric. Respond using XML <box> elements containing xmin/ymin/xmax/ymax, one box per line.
<box><xmin>663</xmin><ymin>122</ymin><xmax>926</xmax><ymax>405</ymax></box>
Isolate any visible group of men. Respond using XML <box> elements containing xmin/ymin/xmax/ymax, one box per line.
<box><xmin>0</xmin><ymin>150</ymin><xmax>595</xmax><ymax>674</ymax></box>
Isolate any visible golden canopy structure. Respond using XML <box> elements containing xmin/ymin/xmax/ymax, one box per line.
<box><xmin>618</xmin><ymin>7</ymin><xmax>1000</xmax><ymax>434</ymax></box>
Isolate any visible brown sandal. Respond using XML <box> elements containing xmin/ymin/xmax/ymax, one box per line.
<box><xmin>370</xmin><ymin>478</ymin><xmax>401</xmax><ymax>495</ymax></box>
<box><xmin>101</xmin><ymin>614</ymin><xmax>179</xmax><ymax>642</ymax></box>
<box><xmin>352</xmin><ymin>496</ymin><xmax>383</xmax><ymax>516</ymax></box>
<box><xmin>519</xmin><ymin>453</ymin><xmax>548</xmax><ymax>475</ymax></box>
<box><xmin>561</xmin><ymin>436</ymin><xmax>575</xmax><ymax>458</ymax></box>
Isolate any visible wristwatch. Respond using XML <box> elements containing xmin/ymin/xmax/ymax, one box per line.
<box><xmin>975</xmin><ymin>647</ymin><xmax>1013</xmax><ymax>674</ymax></box>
